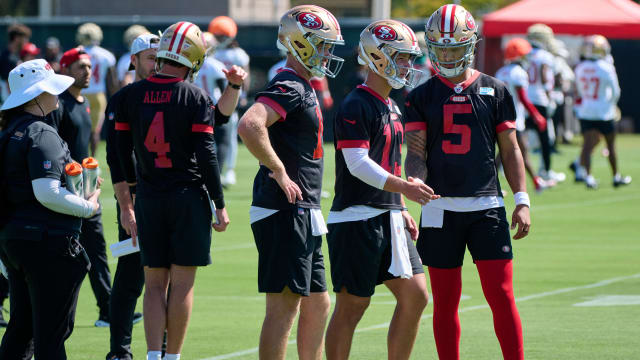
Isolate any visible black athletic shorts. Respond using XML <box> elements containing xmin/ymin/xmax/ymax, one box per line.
<box><xmin>327</xmin><ymin>211</ymin><xmax>424</xmax><ymax>297</ymax></box>
<box><xmin>251</xmin><ymin>208</ymin><xmax>326</xmax><ymax>296</ymax></box>
<box><xmin>580</xmin><ymin>119</ymin><xmax>615</xmax><ymax>135</ymax></box>
<box><xmin>135</xmin><ymin>186</ymin><xmax>212</xmax><ymax>268</ymax></box>
<box><xmin>416</xmin><ymin>207</ymin><xmax>513</xmax><ymax>269</ymax></box>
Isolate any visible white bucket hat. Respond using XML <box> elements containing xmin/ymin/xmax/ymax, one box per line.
<box><xmin>0</xmin><ymin>59</ymin><xmax>74</xmax><ymax>111</ymax></box>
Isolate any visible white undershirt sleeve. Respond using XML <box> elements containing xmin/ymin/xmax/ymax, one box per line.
<box><xmin>32</xmin><ymin>178</ymin><xmax>96</xmax><ymax>219</ymax></box>
<box><xmin>342</xmin><ymin>148</ymin><xmax>390</xmax><ymax>190</ymax></box>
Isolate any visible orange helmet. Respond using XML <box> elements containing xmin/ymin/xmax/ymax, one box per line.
<box><xmin>425</xmin><ymin>4</ymin><xmax>478</xmax><ymax>78</ymax></box>
<box><xmin>504</xmin><ymin>38</ymin><xmax>532</xmax><ymax>62</ymax></box>
<box><xmin>208</xmin><ymin>16</ymin><xmax>238</xmax><ymax>39</ymax></box>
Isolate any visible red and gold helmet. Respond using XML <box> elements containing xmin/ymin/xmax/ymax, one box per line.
<box><xmin>358</xmin><ymin>19</ymin><xmax>424</xmax><ymax>89</ymax></box>
<box><xmin>581</xmin><ymin>35</ymin><xmax>610</xmax><ymax>60</ymax></box>
<box><xmin>425</xmin><ymin>4</ymin><xmax>478</xmax><ymax>78</ymax></box>
<box><xmin>504</xmin><ymin>37</ymin><xmax>532</xmax><ymax>62</ymax></box>
<box><xmin>157</xmin><ymin>22</ymin><xmax>206</xmax><ymax>82</ymax></box>
<box><xmin>277</xmin><ymin>5</ymin><xmax>345</xmax><ymax>78</ymax></box>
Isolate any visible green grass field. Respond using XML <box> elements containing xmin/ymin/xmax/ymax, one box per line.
<box><xmin>2</xmin><ymin>135</ymin><xmax>639</xmax><ymax>359</ymax></box>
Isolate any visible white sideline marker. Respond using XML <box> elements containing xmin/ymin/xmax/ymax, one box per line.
<box><xmin>573</xmin><ymin>295</ymin><xmax>640</xmax><ymax>307</ymax></box>
<box><xmin>200</xmin><ymin>272</ymin><xmax>640</xmax><ymax>360</ymax></box>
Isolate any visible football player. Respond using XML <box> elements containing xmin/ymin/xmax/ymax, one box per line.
<box><xmin>114</xmin><ymin>22</ymin><xmax>245</xmax><ymax>360</ymax></box>
<box><xmin>116</xmin><ymin>25</ymin><xmax>150</xmax><ymax>88</ymax></box>
<box><xmin>324</xmin><ymin>20</ymin><xmax>435</xmax><ymax>360</ymax></box>
<box><xmin>525</xmin><ymin>24</ymin><xmax>565</xmax><ymax>183</ymax></box>
<box><xmin>237</xmin><ymin>5</ymin><xmax>343</xmax><ymax>359</ymax></box>
<box><xmin>194</xmin><ymin>32</ymin><xmax>228</xmax><ymax>118</ymax></box>
<box><xmin>496</xmin><ymin>37</ymin><xmax>555</xmax><ymax>192</ymax></box>
<box><xmin>574</xmin><ymin>35</ymin><xmax>631</xmax><ymax>189</ymax></box>
<box><xmin>404</xmin><ymin>5</ymin><xmax>530</xmax><ymax>360</ymax></box>
<box><xmin>76</xmin><ymin>22</ymin><xmax>118</xmax><ymax>156</ymax></box>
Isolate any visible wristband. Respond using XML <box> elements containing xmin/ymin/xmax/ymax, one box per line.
<box><xmin>514</xmin><ymin>192</ymin><xmax>530</xmax><ymax>207</ymax></box>
<box><xmin>228</xmin><ymin>83</ymin><xmax>241</xmax><ymax>89</ymax></box>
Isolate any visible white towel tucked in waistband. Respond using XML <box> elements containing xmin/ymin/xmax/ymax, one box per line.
<box><xmin>389</xmin><ymin>210</ymin><xmax>413</xmax><ymax>279</ymax></box>
<box><xmin>310</xmin><ymin>208</ymin><xmax>328</xmax><ymax>236</ymax></box>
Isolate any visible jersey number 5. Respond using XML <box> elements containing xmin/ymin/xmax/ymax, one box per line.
<box><xmin>442</xmin><ymin>104</ymin><xmax>472</xmax><ymax>155</ymax></box>
<box><xmin>144</xmin><ymin>112</ymin><xmax>173</xmax><ymax>168</ymax></box>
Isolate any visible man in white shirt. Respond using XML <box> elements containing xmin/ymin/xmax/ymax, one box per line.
<box><xmin>574</xmin><ymin>35</ymin><xmax>630</xmax><ymax>189</ymax></box>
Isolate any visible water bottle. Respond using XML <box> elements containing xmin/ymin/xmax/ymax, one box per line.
<box><xmin>65</xmin><ymin>162</ymin><xmax>84</xmax><ymax>198</ymax></box>
<box><xmin>82</xmin><ymin>157</ymin><xmax>100</xmax><ymax>198</ymax></box>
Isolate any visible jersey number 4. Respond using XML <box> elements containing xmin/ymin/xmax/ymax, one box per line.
<box><xmin>144</xmin><ymin>112</ymin><xmax>173</xmax><ymax>168</ymax></box>
<box><xmin>442</xmin><ymin>104</ymin><xmax>472</xmax><ymax>155</ymax></box>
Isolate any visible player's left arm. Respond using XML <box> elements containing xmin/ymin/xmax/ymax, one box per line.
<box><xmin>497</xmin><ymin>128</ymin><xmax>530</xmax><ymax>239</ymax></box>
<box><xmin>217</xmin><ymin>65</ymin><xmax>247</xmax><ymax>116</ymax></box>
<box><xmin>400</xmin><ymin>196</ymin><xmax>419</xmax><ymax>241</ymax></box>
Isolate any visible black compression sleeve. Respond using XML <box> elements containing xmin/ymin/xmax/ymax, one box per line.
<box><xmin>193</xmin><ymin>132</ymin><xmax>225</xmax><ymax>208</ymax></box>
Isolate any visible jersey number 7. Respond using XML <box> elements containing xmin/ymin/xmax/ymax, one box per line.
<box><xmin>144</xmin><ymin>111</ymin><xmax>173</xmax><ymax>168</ymax></box>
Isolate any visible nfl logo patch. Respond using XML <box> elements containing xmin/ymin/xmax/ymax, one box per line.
<box><xmin>43</xmin><ymin>160</ymin><xmax>52</xmax><ymax>169</ymax></box>
<box><xmin>298</xmin><ymin>208</ymin><xmax>305</xmax><ymax>215</ymax></box>
<box><xmin>502</xmin><ymin>245</ymin><xmax>511</xmax><ymax>253</ymax></box>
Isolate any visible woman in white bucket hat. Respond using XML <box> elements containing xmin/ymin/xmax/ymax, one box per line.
<box><xmin>0</xmin><ymin>59</ymin><xmax>101</xmax><ymax>359</ymax></box>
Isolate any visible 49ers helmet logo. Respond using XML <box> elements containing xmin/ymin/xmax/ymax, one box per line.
<box><xmin>373</xmin><ymin>25</ymin><xmax>398</xmax><ymax>41</ymax></box>
<box><xmin>466</xmin><ymin>12</ymin><xmax>476</xmax><ymax>31</ymax></box>
<box><xmin>297</xmin><ymin>12</ymin><xmax>323</xmax><ymax>30</ymax></box>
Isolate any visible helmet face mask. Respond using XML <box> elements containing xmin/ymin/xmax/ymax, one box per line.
<box><xmin>278</xmin><ymin>5</ymin><xmax>345</xmax><ymax>78</ymax></box>
<box><xmin>358</xmin><ymin>20</ymin><xmax>425</xmax><ymax>89</ymax></box>
<box><xmin>425</xmin><ymin>4</ymin><xmax>478</xmax><ymax>78</ymax></box>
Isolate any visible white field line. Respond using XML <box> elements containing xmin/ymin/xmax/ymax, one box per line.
<box><xmin>200</xmin><ymin>272</ymin><xmax>640</xmax><ymax>360</ymax></box>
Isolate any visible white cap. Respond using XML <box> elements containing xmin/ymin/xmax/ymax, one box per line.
<box><xmin>131</xmin><ymin>33</ymin><xmax>160</xmax><ymax>55</ymax></box>
<box><xmin>129</xmin><ymin>33</ymin><xmax>160</xmax><ymax>70</ymax></box>
<box><xmin>0</xmin><ymin>59</ymin><xmax>74</xmax><ymax>111</ymax></box>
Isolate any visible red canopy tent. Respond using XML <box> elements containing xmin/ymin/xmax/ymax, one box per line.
<box><xmin>483</xmin><ymin>0</ymin><xmax>640</xmax><ymax>39</ymax></box>
<box><xmin>480</xmin><ymin>0</ymin><xmax>640</xmax><ymax>75</ymax></box>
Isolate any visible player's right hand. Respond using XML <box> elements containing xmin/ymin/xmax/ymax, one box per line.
<box><xmin>213</xmin><ymin>208</ymin><xmax>230</xmax><ymax>232</ymax></box>
<box><xmin>269</xmin><ymin>169</ymin><xmax>303</xmax><ymax>204</ymax></box>
<box><xmin>405</xmin><ymin>177</ymin><xmax>440</xmax><ymax>205</ymax></box>
<box><xmin>534</xmin><ymin>113</ymin><xmax>547</xmax><ymax>132</ymax></box>
<box><xmin>120</xmin><ymin>206</ymin><xmax>138</xmax><ymax>246</ymax></box>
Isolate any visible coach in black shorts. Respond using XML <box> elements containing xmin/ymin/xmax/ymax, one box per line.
<box><xmin>238</xmin><ymin>5</ymin><xmax>344</xmax><ymax>359</ymax></box>
<box><xmin>324</xmin><ymin>20</ymin><xmax>435</xmax><ymax>360</ymax></box>
<box><xmin>115</xmin><ymin>22</ymin><xmax>245</xmax><ymax>360</ymax></box>
<box><xmin>404</xmin><ymin>5</ymin><xmax>530</xmax><ymax>360</ymax></box>
<box><xmin>104</xmin><ymin>33</ymin><xmax>159</xmax><ymax>360</ymax></box>
<box><xmin>48</xmin><ymin>47</ymin><xmax>113</xmax><ymax>327</ymax></box>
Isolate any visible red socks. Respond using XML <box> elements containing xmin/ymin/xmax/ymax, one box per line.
<box><xmin>476</xmin><ymin>259</ymin><xmax>524</xmax><ymax>360</ymax></box>
<box><xmin>428</xmin><ymin>266</ymin><xmax>462</xmax><ymax>360</ymax></box>
<box><xmin>428</xmin><ymin>261</ymin><xmax>523</xmax><ymax>360</ymax></box>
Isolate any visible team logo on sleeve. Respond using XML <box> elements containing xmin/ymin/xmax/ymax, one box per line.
<box><xmin>43</xmin><ymin>160</ymin><xmax>52</xmax><ymax>169</ymax></box>
<box><xmin>373</xmin><ymin>25</ymin><xmax>398</xmax><ymax>41</ymax></box>
<box><xmin>297</xmin><ymin>13</ymin><xmax>323</xmax><ymax>30</ymax></box>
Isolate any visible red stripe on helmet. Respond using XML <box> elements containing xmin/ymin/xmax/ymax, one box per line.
<box><xmin>440</xmin><ymin>5</ymin><xmax>448</xmax><ymax>33</ymax></box>
<box><xmin>168</xmin><ymin>22</ymin><xmax>185</xmax><ymax>53</ymax></box>
<box><xmin>326</xmin><ymin>11</ymin><xmax>341</xmax><ymax>35</ymax></box>
<box><xmin>176</xmin><ymin>23</ymin><xmax>194</xmax><ymax>55</ymax></box>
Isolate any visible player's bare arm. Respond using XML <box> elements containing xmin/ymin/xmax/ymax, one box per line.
<box><xmin>404</xmin><ymin>129</ymin><xmax>428</xmax><ymax>182</ymax></box>
<box><xmin>383</xmin><ymin>173</ymin><xmax>439</xmax><ymax>206</ymax></box>
<box><xmin>113</xmin><ymin>181</ymin><xmax>137</xmax><ymax>245</ymax></box>
<box><xmin>497</xmin><ymin>128</ymin><xmax>531</xmax><ymax>239</ymax></box>
<box><xmin>400</xmin><ymin>196</ymin><xmax>419</xmax><ymax>241</ymax></box>
<box><xmin>238</xmin><ymin>102</ymin><xmax>302</xmax><ymax>203</ymax></box>
<box><xmin>217</xmin><ymin>65</ymin><xmax>247</xmax><ymax>115</ymax></box>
